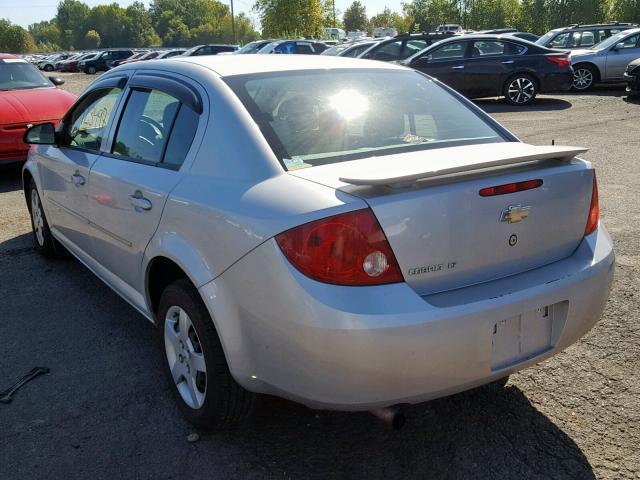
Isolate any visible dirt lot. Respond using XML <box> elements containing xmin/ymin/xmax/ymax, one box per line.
<box><xmin>1</xmin><ymin>73</ymin><xmax>639</xmax><ymax>479</ymax></box>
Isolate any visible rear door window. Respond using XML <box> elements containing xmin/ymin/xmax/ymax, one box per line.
<box><xmin>296</xmin><ymin>43</ymin><xmax>314</xmax><ymax>54</ymax></box>
<box><xmin>111</xmin><ymin>88</ymin><xmax>199</xmax><ymax>167</ymax></box>
<box><xmin>471</xmin><ymin>41</ymin><xmax>506</xmax><ymax>57</ymax></box>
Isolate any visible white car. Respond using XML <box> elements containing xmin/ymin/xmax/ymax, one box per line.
<box><xmin>22</xmin><ymin>55</ymin><xmax>614</xmax><ymax>429</ymax></box>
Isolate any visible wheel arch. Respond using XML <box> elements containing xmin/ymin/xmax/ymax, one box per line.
<box><xmin>22</xmin><ymin>166</ymin><xmax>36</xmax><ymax>212</ymax></box>
<box><xmin>505</xmin><ymin>70</ymin><xmax>541</xmax><ymax>90</ymax></box>
<box><xmin>145</xmin><ymin>255</ymin><xmax>196</xmax><ymax>319</ymax></box>
<box><xmin>572</xmin><ymin>61</ymin><xmax>601</xmax><ymax>82</ymax></box>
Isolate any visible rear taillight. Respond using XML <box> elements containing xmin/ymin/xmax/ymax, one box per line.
<box><xmin>547</xmin><ymin>55</ymin><xmax>571</xmax><ymax>68</ymax></box>
<box><xmin>584</xmin><ymin>172</ymin><xmax>599</xmax><ymax>236</ymax></box>
<box><xmin>276</xmin><ymin>209</ymin><xmax>403</xmax><ymax>286</ymax></box>
<box><xmin>479</xmin><ymin>179</ymin><xmax>543</xmax><ymax>196</ymax></box>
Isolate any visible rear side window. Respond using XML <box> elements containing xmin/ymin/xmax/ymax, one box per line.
<box><xmin>66</xmin><ymin>88</ymin><xmax>122</xmax><ymax>151</ymax></box>
<box><xmin>296</xmin><ymin>43</ymin><xmax>314</xmax><ymax>54</ymax></box>
<box><xmin>471</xmin><ymin>41</ymin><xmax>505</xmax><ymax>57</ymax></box>
<box><xmin>112</xmin><ymin>88</ymin><xmax>198</xmax><ymax>167</ymax></box>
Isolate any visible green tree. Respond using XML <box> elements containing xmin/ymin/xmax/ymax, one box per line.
<box><xmin>123</xmin><ymin>2</ymin><xmax>160</xmax><ymax>46</ymax></box>
<box><xmin>86</xmin><ymin>3</ymin><xmax>127</xmax><ymax>47</ymax></box>
<box><xmin>404</xmin><ymin>0</ymin><xmax>460</xmax><ymax>32</ymax></box>
<box><xmin>604</xmin><ymin>0</ymin><xmax>640</xmax><ymax>23</ymax></box>
<box><xmin>343</xmin><ymin>1</ymin><xmax>368</xmax><ymax>32</ymax></box>
<box><xmin>253</xmin><ymin>0</ymin><xmax>323</xmax><ymax>37</ymax></box>
<box><xmin>322</xmin><ymin>0</ymin><xmax>342</xmax><ymax>28</ymax></box>
<box><xmin>369</xmin><ymin>7</ymin><xmax>409</xmax><ymax>33</ymax></box>
<box><xmin>84</xmin><ymin>29</ymin><xmax>101</xmax><ymax>48</ymax></box>
<box><xmin>0</xmin><ymin>20</ymin><xmax>36</xmax><ymax>52</ymax></box>
<box><xmin>28</xmin><ymin>20</ymin><xmax>62</xmax><ymax>48</ymax></box>
<box><xmin>55</xmin><ymin>0</ymin><xmax>90</xmax><ymax>49</ymax></box>
<box><xmin>518</xmin><ymin>0</ymin><xmax>548</xmax><ymax>34</ymax></box>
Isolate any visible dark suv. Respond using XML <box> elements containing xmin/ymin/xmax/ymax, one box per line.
<box><xmin>182</xmin><ymin>44</ymin><xmax>239</xmax><ymax>56</ymax></box>
<box><xmin>80</xmin><ymin>49</ymin><xmax>134</xmax><ymax>74</ymax></box>
<box><xmin>536</xmin><ymin>22</ymin><xmax>639</xmax><ymax>50</ymax></box>
<box><xmin>359</xmin><ymin>32</ymin><xmax>455</xmax><ymax>62</ymax></box>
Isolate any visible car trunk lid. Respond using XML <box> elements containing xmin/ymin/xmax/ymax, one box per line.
<box><xmin>289</xmin><ymin>142</ymin><xmax>593</xmax><ymax>295</ymax></box>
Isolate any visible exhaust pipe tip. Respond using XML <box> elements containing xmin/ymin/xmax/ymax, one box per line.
<box><xmin>370</xmin><ymin>407</ymin><xmax>406</xmax><ymax>430</ymax></box>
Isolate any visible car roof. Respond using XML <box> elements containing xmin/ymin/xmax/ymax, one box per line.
<box><xmin>167</xmin><ymin>54</ymin><xmax>405</xmax><ymax>77</ymax></box>
<box><xmin>0</xmin><ymin>53</ymin><xmax>19</xmax><ymax>59</ymax></box>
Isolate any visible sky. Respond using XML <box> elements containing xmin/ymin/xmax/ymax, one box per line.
<box><xmin>1</xmin><ymin>0</ymin><xmax>404</xmax><ymax>28</ymax></box>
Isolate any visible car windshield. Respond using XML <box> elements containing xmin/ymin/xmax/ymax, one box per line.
<box><xmin>321</xmin><ymin>44</ymin><xmax>349</xmax><ymax>55</ymax></box>
<box><xmin>224</xmin><ymin>69</ymin><xmax>504</xmax><ymax>169</ymax></box>
<box><xmin>592</xmin><ymin>30</ymin><xmax>635</xmax><ymax>50</ymax></box>
<box><xmin>0</xmin><ymin>61</ymin><xmax>52</xmax><ymax>90</ymax></box>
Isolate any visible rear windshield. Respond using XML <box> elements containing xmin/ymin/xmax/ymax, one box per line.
<box><xmin>224</xmin><ymin>69</ymin><xmax>504</xmax><ymax>170</ymax></box>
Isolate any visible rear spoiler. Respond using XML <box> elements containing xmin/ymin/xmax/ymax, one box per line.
<box><xmin>337</xmin><ymin>143</ymin><xmax>587</xmax><ymax>187</ymax></box>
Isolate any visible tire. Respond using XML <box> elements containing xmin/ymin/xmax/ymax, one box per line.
<box><xmin>504</xmin><ymin>74</ymin><xmax>538</xmax><ymax>106</ymax></box>
<box><xmin>86</xmin><ymin>65</ymin><xmax>97</xmax><ymax>75</ymax></box>
<box><xmin>572</xmin><ymin>64</ymin><xmax>596</xmax><ymax>91</ymax></box>
<box><xmin>28</xmin><ymin>180</ymin><xmax>57</xmax><ymax>258</ymax></box>
<box><xmin>158</xmin><ymin>279</ymin><xmax>256</xmax><ymax>430</ymax></box>
<box><xmin>44</xmin><ymin>64</ymin><xmax>53</xmax><ymax>72</ymax></box>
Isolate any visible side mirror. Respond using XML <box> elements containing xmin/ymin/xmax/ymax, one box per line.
<box><xmin>614</xmin><ymin>43</ymin><xmax>625</xmax><ymax>51</ymax></box>
<box><xmin>411</xmin><ymin>56</ymin><xmax>430</xmax><ymax>68</ymax></box>
<box><xmin>48</xmin><ymin>76</ymin><xmax>65</xmax><ymax>86</ymax></box>
<box><xmin>24</xmin><ymin>123</ymin><xmax>56</xmax><ymax>145</ymax></box>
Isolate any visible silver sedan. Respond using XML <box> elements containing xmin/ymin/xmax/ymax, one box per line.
<box><xmin>571</xmin><ymin>27</ymin><xmax>640</xmax><ymax>90</ymax></box>
<box><xmin>22</xmin><ymin>55</ymin><xmax>614</xmax><ymax>429</ymax></box>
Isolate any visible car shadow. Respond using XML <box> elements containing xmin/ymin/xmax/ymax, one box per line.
<box><xmin>475</xmin><ymin>97</ymin><xmax>573</xmax><ymax>113</ymax></box>
<box><xmin>0</xmin><ymin>164</ymin><xmax>23</xmax><ymax>193</ymax></box>
<box><xmin>200</xmin><ymin>385</ymin><xmax>596</xmax><ymax>478</ymax></box>
<box><xmin>623</xmin><ymin>95</ymin><xmax>640</xmax><ymax>105</ymax></box>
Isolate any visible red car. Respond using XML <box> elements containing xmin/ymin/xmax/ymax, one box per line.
<box><xmin>0</xmin><ymin>54</ymin><xmax>75</xmax><ymax>165</ymax></box>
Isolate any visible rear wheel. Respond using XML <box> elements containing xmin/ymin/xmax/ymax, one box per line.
<box><xmin>29</xmin><ymin>181</ymin><xmax>57</xmax><ymax>258</ymax></box>
<box><xmin>158</xmin><ymin>279</ymin><xmax>256</xmax><ymax>430</ymax></box>
<box><xmin>572</xmin><ymin>64</ymin><xmax>596</xmax><ymax>91</ymax></box>
<box><xmin>44</xmin><ymin>64</ymin><xmax>53</xmax><ymax>72</ymax></box>
<box><xmin>86</xmin><ymin>65</ymin><xmax>97</xmax><ymax>75</ymax></box>
<box><xmin>504</xmin><ymin>74</ymin><xmax>537</xmax><ymax>106</ymax></box>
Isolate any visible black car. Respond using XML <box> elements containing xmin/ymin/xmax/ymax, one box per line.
<box><xmin>624</xmin><ymin>57</ymin><xmax>640</xmax><ymax>96</ymax></box>
<box><xmin>401</xmin><ymin>35</ymin><xmax>573</xmax><ymax>106</ymax></box>
<box><xmin>80</xmin><ymin>49</ymin><xmax>134</xmax><ymax>74</ymax></box>
<box><xmin>182</xmin><ymin>44</ymin><xmax>239</xmax><ymax>56</ymax></box>
<box><xmin>358</xmin><ymin>32</ymin><xmax>455</xmax><ymax>62</ymax></box>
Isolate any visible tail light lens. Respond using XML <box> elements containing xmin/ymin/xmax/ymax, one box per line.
<box><xmin>479</xmin><ymin>179</ymin><xmax>543</xmax><ymax>196</ymax></box>
<box><xmin>584</xmin><ymin>172</ymin><xmax>599</xmax><ymax>236</ymax></box>
<box><xmin>547</xmin><ymin>55</ymin><xmax>571</xmax><ymax>68</ymax></box>
<box><xmin>276</xmin><ymin>209</ymin><xmax>403</xmax><ymax>286</ymax></box>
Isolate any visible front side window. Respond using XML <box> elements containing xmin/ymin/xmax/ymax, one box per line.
<box><xmin>427</xmin><ymin>42</ymin><xmax>467</xmax><ymax>61</ymax></box>
<box><xmin>548</xmin><ymin>32</ymin><xmax>569</xmax><ymax>48</ymax></box>
<box><xmin>620</xmin><ymin>34</ymin><xmax>640</xmax><ymax>48</ymax></box>
<box><xmin>366</xmin><ymin>40</ymin><xmax>402</xmax><ymax>60</ymax></box>
<box><xmin>225</xmin><ymin>70</ymin><xmax>504</xmax><ymax>169</ymax></box>
<box><xmin>112</xmin><ymin>88</ymin><xmax>199</xmax><ymax>167</ymax></box>
<box><xmin>66</xmin><ymin>88</ymin><xmax>122</xmax><ymax>151</ymax></box>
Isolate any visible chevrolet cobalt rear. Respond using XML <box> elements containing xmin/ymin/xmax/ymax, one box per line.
<box><xmin>22</xmin><ymin>56</ymin><xmax>614</xmax><ymax>429</ymax></box>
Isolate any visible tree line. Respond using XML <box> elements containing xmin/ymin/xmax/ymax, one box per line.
<box><xmin>1</xmin><ymin>0</ymin><xmax>639</xmax><ymax>53</ymax></box>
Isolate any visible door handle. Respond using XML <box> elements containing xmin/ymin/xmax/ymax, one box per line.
<box><xmin>71</xmin><ymin>173</ymin><xmax>85</xmax><ymax>186</ymax></box>
<box><xmin>502</xmin><ymin>60</ymin><xmax>515</xmax><ymax>64</ymax></box>
<box><xmin>451</xmin><ymin>65</ymin><xmax>465</xmax><ymax>70</ymax></box>
<box><xmin>129</xmin><ymin>191</ymin><xmax>152</xmax><ymax>211</ymax></box>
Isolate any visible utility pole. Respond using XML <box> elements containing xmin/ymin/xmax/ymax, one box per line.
<box><xmin>230</xmin><ymin>0</ymin><xmax>236</xmax><ymax>44</ymax></box>
<box><xmin>333</xmin><ymin>0</ymin><xmax>336</xmax><ymax>27</ymax></box>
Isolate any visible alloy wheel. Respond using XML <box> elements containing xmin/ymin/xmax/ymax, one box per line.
<box><xmin>164</xmin><ymin>306</ymin><xmax>207</xmax><ymax>409</ymax></box>
<box><xmin>507</xmin><ymin>77</ymin><xmax>535</xmax><ymax>105</ymax></box>
<box><xmin>31</xmin><ymin>189</ymin><xmax>45</xmax><ymax>247</ymax></box>
<box><xmin>573</xmin><ymin>68</ymin><xmax>594</xmax><ymax>90</ymax></box>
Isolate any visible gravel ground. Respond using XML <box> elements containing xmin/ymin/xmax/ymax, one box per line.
<box><xmin>1</xmin><ymin>72</ymin><xmax>638</xmax><ymax>480</ymax></box>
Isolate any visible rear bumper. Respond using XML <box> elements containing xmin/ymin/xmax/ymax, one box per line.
<box><xmin>200</xmin><ymin>225</ymin><xmax>614</xmax><ymax>410</ymax></box>
<box><xmin>624</xmin><ymin>72</ymin><xmax>640</xmax><ymax>95</ymax></box>
<box><xmin>539</xmin><ymin>71</ymin><xmax>573</xmax><ymax>93</ymax></box>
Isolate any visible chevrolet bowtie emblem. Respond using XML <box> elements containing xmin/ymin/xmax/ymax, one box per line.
<box><xmin>500</xmin><ymin>205</ymin><xmax>530</xmax><ymax>223</ymax></box>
